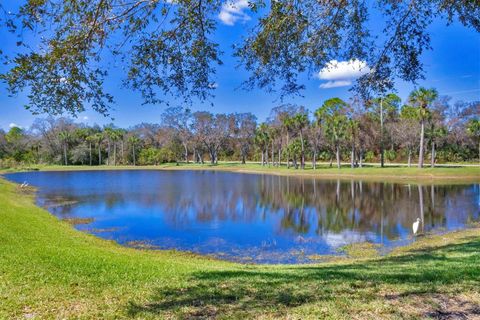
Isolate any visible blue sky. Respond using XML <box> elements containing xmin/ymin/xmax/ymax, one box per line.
<box><xmin>0</xmin><ymin>1</ymin><xmax>479</xmax><ymax>131</ymax></box>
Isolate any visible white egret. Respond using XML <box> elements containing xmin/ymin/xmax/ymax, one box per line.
<box><xmin>412</xmin><ymin>218</ymin><xmax>421</xmax><ymax>235</ymax></box>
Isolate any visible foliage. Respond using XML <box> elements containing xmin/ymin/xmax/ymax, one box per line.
<box><xmin>1</xmin><ymin>1</ymin><xmax>479</xmax><ymax>114</ymax></box>
<box><xmin>0</xmin><ymin>94</ymin><xmax>478</xmax><ymax>168</ymax></box>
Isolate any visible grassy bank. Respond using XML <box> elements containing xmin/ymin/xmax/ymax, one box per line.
<box><xmin>1</xmin><ymin>177</ymin><xmax>479</xmax><ymax>319</ymax></box>
<box><xmin>2</xmin><ymin>161</ymin><xmax>479</xmax><ymax>183</ymax></box>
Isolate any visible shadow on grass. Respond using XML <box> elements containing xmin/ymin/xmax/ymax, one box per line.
<box><xmin>127</xmin><ymin>239</ymin><xmax>480</xmax><ymax>318</ymax></box>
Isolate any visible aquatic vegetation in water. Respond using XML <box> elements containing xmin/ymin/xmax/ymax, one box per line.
<box><xmin>61</xmin><ymin>217</ymin><xmax>94</xmax><ymax>225</ymax></box>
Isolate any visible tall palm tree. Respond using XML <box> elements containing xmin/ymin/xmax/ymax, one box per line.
<box><xmin>103</xmin><ymin>126</ymin><xmax>116</xmax><ymax>165</ymax></box>
<box><xmin>94</xmin><ymin>132</ymin><xmax>104</xmax><ymax>165</ymax></box>
<box><xmin>85</xmin><ymin>134</ymin><xmax>96</xmax><ymax>166</ymax></box>
<box><xmin>408</xmin><ymin>87</ymin><xmax>438</xmax><ymax>168</ymax></box>
<box><xmin>116</xmin><ymin>129</ymin><xmax>127</xmax><ymax>165</ymax></box>
<box><xmin>282</xmin><ymin>116</ymin><xmax>294</xmax><ymax>168</ymax></box>
<box><xmin>255</xmin><ymin>123</ymin><xmax>270</xmax><ymax>166</ymax></box>
<box><xmin>292</xmin><ymin>113</ymin><xmax>309</xmax><ymax>169</ymax></box>
<box><xmin>110</xmin><ymin>129</ymin><xmax>123</xmax><ymax>166</ymax></box>
<box><xmin>128</xmin><ymin>135</ymin><xmax>140</xmax><ymax>166</ymax></box>
<box><xmin>371</xmin><ymin>93</ymin><xmax>401</xmax><ymax>167</ymax></box>
<box><xmin>315</xmin><ymin>98</ymin><xmax>349</xmax><ymax>169</ymax></box>
<box><xmin>58</xmin><ymin>130</ymin><xmax>71</xmax><ymax>165</ymax></box>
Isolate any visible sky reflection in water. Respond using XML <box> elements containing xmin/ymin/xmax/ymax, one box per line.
<box><xmin>6</xmin><ymin>170</ymin><xmax>480</xmax><ymax>263</ymax></box>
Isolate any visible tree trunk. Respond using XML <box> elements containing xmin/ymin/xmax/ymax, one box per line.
<box><xmin>408</xmin><ymin>149</ymin><xmax>412</xmax><ymax>167</ymax></box>
<box><xmin>107</xmin><ymin>140</ymin><xmax>111</xmax><ymax>166</ymax></box>
<box><xmin>265</xmin><ymin>145</ymin><xmax>269</xmax><ymax>166</ymax></box>
<box><xmin>286</xmin><ymin>133</ymin><xmax>290</xmax><ymax>169</ymax></box>
<box><xmin>89</xmin><ymin>142</ymin><xmax>92</xmax><ymax>166</ymax></box>
<box><xmin>210</xmin><ymin>150</ymin><xmax>215</xmax><ymax>164</ymax></box>
<box><xmin>242</xmin><ymin>153</ymin><xmax>246</xmax><ymax>164</ymax></box>
<box><xmin>300</xmin><ymin>131</ymin><xmax>305</xmax><ymax>170</ymax></box>
<box><xmin>430</xmin><ymin>141</ymin><xmax>435</xmax><ymax>168</ymax></box>
<box><xmin>113</xmin><ymin>143</ymin><xmax>117</xmax><ymax>166</ymax></box>
<box><xmin>359</xmin><ymin>149</ymin><xmax>363</xmax><ymax>168</ymax></box>
<box><xmin>313</xmin><ymin>149</ymin><xmax>317</xmax><ymax>170</ymax></box>
<box><xmin>121</xmin><ymin>140</ymin><xmax>124</xmax><ymax>165</ymax></box>
<box><xmin>63</xmin><ymin>143</ymin><xmax>68</xmax><ymax>166</ymax></box>
<box><xmin>271</xmin><ymin>140</ymin><xmax>274</xmax><ymax>166</ymax></box>
<box><xmin>380</xmin><ymin>98</ymin><xmax>385</xmax><ymax>168</ymax></box>
<box><xmin>418</xmin><ymin>118</ymin><xmax>425</xmax><ymax>168</ymax></box>
<box><xmin>336</xmin><ymin>144</ymin><xmax>341</xmax><ymax>169</ymax></box>
<box><xmin>278</xmin><ymin>148</ymin><xmax>281</xmax><ymax>167</ymax></box>
<box><xmin>132</xmin><ymin>145</ymin><xmax>136</xmax><ymax>166</ymax></box>
<box><xmin>98</xmin><ymin>144</ymin><xmax>102</xmax><ymax>165</ymax></box>
<box><xmin>184</xmin><ymin>143</ymin><xmax>188</xmax><ymax>163</ymax></box>
<box><xmin>351</xmin><ymin>143</ymin><xmax>355</xmax><ymax>168</ymax></box>
<box><xmin>261</xmin><ymin>150</ymin><xmax>265</xmax><ymax>166</ymax></box>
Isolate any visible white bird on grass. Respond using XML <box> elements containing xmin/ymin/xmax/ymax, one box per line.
<box><xmin>412</xmin><ymin>218</ymin><xmax>421</xmax><ymax>235</ymax></box>
<box><xmin>20</xmin><ymin>181</ymin><xmax>29</xmax><ymax>188</ymax></box>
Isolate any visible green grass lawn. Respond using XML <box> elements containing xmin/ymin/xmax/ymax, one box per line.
<box><xmin>1</xmin><ymin>176</ymin><xmax>479</xmax><ymax>319</ymax></box>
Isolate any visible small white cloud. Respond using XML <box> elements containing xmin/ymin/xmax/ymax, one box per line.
<box><xmin>208</xmin><ymin>82</ymin><xmax>219</xmax><ymax>89</ymax></box>
<box><xmin>9</xmin><ymin>123</ymin><xmax>21</xmax><ymax>129</ymax></box>
<box><xmin>219</xmin><ymin>0</ymin><xmax>250</xmax><ymax>26</ymax></box>
<box><xmin>83</xmin><ymin>116</ymin><xmax>89</xmax><ymax>121</ymax></box>
<box><xmin>319</xmin><ymin>80</ymin><xmax>352</xmax><ymax>89</ymax></box>
<box><xmin>318</xmin><ymin>59</ymin><xmax>370</xmax><ymax>89</ymax></box>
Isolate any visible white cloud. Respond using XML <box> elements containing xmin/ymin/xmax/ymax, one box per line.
<box><xmin>83</xmin><ymin>116</ymin><xmax>89</xmax><ymax>121</ymax></box>
<box><xmin>218</xmin><ymin>0</ymin><xmax>250</xmax><ymax>26</ymax></box>
<box><xmin>317</xmin><ymin>59</ymin><xmax>370</xmax><ymax>89</ymax></box>
<box><xmin>319</xmin><ymin>80</ymin><xmax>352</xmax><ymax>89</ymax></box>
<box><xmin>9</xmin><ymin>123</ymin><xmax>21</xmax><ymax>129</ymax></box>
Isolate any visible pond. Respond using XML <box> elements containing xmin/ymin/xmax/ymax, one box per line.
<box><xmin>5</xmin><ymin>170</ymin><xmax>480</xmax><ymax>263</ymax></box>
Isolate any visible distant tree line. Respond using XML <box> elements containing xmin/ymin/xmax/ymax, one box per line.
<box><xmin>1</xmin><ymin>88</ymin><xmax>479</xmax><ymax>169</ymax></box>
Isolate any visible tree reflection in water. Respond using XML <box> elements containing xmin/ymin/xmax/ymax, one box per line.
<box><xmin>5</xmin><ymin>171</ymin><xmax>480</xmax><ymax>263</ymax></box>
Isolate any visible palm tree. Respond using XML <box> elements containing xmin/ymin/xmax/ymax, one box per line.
<box><xmin>408</xmin><ymin>87</ymin><xmax>438</xmax><ymax>168</ymax></box>
<box><xmin>58</xmin><ymin>131</ymin><xmax>71</xmax><ymax>165</ymax></box>
<box><xmin>93</xmin><ymin>132</ymin><xmax>104</xmax><ymax>165</ymax></box>
<box><xmin>103</xmin><ymin>126</ymin><xmax>118</xmax><ymax>166</ymax></box>
<box><xmin>347</xmin><ymin>118</ymin><xmax>359</xmax><ymax>168</ymax></box>
<box><xmin>74</xmin><ymin>128</ymin><xmax>91</xmax><ymax>165</ymax></box>
<box><xmin>128</xmin><ymin>135</ymin><xmax>141</xmax><ymax>166</ymax></box>
<box><xmin>291</xmin><ymin>112</ymin><xmax>309</xmax><ymax>169</ymax></box>
<box><xmin>371</xmin><ymin>93</ymin><xmax>401</xmax><ymax>167</ymax></box>
<box><xmin>282</xmin><ymin>116</ymin><xmax>294</xmax><ymax>168</ymax></box>
<box><xmin>466</xmin><ymin>118</ymin><xmax>480</xmax><ymax>163</ymax></box>
<box><xmin>117</xmin><ymin>129</ymin><xmax>127</xmax><ymax>165</ymax></box>
<box><xmin>85</xmin><ymin>132</ymin><xmax>97</xmax><ymax>166</ymax></box>
<box><xmin>110</xmin><ymin>129</ymin><xmax>122</xmax><ymax>166</ymax></box>
<box><xmin>315</xmin><ymin>98</ymin><xmax>349</xmax><ymax>169</ymax></box>
<box><xmin>255</xmin><ymin>123</ymin><xmax>270</xmax><ymax>166</ymax></box>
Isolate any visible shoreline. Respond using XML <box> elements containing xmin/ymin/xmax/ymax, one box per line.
<box><xmin>2</xmin><ymin>162</ymin><xmax>479</xmax><ymax>184</ymax></box>
<box><xmin>1</xmin><ymin>174</ymin><xmax>480</xmax><ymax>318</ymax></box>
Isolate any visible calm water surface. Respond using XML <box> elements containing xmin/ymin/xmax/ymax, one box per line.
<box><xmin>5</xmin><ymin>170</ymin><xmax>480</xmax><ymax>263</ymax></box>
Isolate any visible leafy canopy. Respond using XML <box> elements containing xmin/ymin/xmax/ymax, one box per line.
<box><xmin>0</xmin><ymin>0</ymin><xmax>478</xmax><ymax>116</ymax></box>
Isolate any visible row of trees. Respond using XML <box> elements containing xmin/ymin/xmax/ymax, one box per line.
<box><xmin>1</xmin><ymin>88</ymin><xmax>479</xmax><ymax>169</ymax></box>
